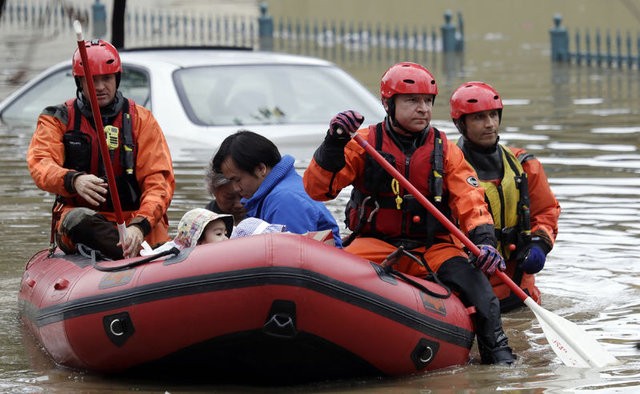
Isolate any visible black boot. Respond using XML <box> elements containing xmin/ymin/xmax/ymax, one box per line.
<box><xmin>478</xmin><ymin>330</ymin><xmax>516</xmax><ymax>365</ymax></box>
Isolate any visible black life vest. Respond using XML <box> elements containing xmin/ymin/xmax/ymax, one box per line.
<box><xmin>345</xmin><ymin>122</ymin><xmax>452</xmax><ymax>248</ymax></box>
<box><xmin>62</xmin><ymin>98</ymin><xmax>140</xmax><ymax>211</ymax></box>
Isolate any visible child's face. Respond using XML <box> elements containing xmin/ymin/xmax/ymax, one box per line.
<box><xmin>198</xmin><ymin>219</ymin><xmax>229</xmax><ymax>245</ymax></box>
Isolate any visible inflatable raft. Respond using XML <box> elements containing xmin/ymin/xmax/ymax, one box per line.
<box><xmin>18</xmin><ymin>233</ymin><xmax>475</xmax><ymax>384</ymax></box>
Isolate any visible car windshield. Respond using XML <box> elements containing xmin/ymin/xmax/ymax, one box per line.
<box><xmin>173</xmin><ymin>64</ymin><xmax>382</xmax><ymax>127</ymax></box>
<box><xmin>1</xmin><ymin>66</ymin><xmax>150</xmax><ymax>127</ymax></box>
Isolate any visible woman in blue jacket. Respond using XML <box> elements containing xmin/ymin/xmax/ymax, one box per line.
<box><xmin>211</xmin><ymin>130</ymin><xmax>342</xmax><ymax>247</ymax></box>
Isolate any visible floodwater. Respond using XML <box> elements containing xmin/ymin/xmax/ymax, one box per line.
<box><xmin>1</xmin><ymin>1</ymin><xmax>640</xmax><ymax>393</ymax></box>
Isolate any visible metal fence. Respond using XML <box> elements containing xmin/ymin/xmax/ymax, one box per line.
<box><xmin>121</xmin><ymin>3</ymin><xmax>258</xmax><ymax>48</ymax></box>
<box><xmin>121</xmin><ymin>2</ymin><xmax>464</xmax><ymax>63</ymax></box>
<box><xmin>550</xmin><ymin>13</ymin><xmax>640</xmax><ymax>69</ymax></box>
<box><xmin>0</xmin><ymin>0</ymin><xmax>90</xmax><ymax>38</ymax></box>
<box><xmin>1</xmin><ymin>0</ymin><xmax>465</xmax><ymax>66</ymax></box>
<box><xmin>271</xmin><ymin>15</ymin><xmax>450</xmax><ymax>66</ymax></box>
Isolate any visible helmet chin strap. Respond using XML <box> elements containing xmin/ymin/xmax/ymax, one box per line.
<box><xmin>454</xmin><ymin>117</ymin><xmax>467</xmax><ymax>136</ymax></box>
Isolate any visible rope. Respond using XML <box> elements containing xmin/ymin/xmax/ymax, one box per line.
<box><xmin>382</xmin><ymin>247</ymin><xmax>452</xmax><ymax>299</ymax></box>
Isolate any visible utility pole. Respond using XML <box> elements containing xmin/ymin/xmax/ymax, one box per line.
<box><xmin>112</xmin><ymin>0</ymin><xmax>127</xmax><ymax>49</ymax></box>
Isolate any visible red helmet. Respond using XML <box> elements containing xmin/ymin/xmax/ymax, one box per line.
<box><xmin>72</xmin><ymin>39</ymin><xmax>121</xmax><ymax>77</ymax></box>
<box><xmin>449</xmin><ymin>81</ymin><xmax>503</xmax><ymax>121</ymax></box>
<box><xmin>380</xmin><ymin>62</ymin><xmax>438</xmax><ymax>99</ymax></box>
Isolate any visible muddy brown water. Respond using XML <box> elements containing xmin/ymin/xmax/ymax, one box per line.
<box><xmin>1</xmin><ymin>1</ymin><xmax>639</xmax><ymax>392</ymax></box>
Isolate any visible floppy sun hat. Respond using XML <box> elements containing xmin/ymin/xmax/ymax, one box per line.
<box><xmin>174</xmin><ymin>208</ymin><xmax>233</xmax><ymax>248</ymax></box>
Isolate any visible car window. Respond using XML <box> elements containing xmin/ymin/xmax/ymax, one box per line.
<box><xmin>1</xmin><ymin>67</ymin><xmax>75</xmax><ymax>126</ymax></box>
<box><xmin>1</xmin><ymin>66</ymin><xmax>150</xmax><ymax>126</ymax></box>
<box><xmin>173</xmin><ymin>64</ymin><xmax>383</xmax><ymax>127</ymax></box>
<box><xmin>120</xmin><ymin>67</ymin><xmax>151</xmax><ymax>108</ymax></box>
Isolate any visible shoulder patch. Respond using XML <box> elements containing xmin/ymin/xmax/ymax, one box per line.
<box><xmin>466</xmin><ymin>176</ymin><xmax>479</xmax><ymax>187</ymax></box>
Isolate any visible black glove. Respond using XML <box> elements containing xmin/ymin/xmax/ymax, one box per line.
<box><xmin>326</xmin><ymin>110</ymin><xmax>364</xmax><ymax>146</ymax></box>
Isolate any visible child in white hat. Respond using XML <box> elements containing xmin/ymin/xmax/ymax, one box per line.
<box><xmin>141</xmin><ymin>208</ymin><xmax>233</xmax><ymax>255</ymax></box>
<box><xmin>174</xmin><ymin>208</ymin><xmax>234</xmax><ymax>248</ymax></box>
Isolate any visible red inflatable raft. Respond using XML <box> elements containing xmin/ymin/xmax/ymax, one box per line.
<box><xmin>18</xmin><ymin>233</ymin><xmax>474</xmax><ymax>383</ymax></box>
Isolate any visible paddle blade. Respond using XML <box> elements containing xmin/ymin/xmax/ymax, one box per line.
<box><xmin>525</xmin><ymin>298</ymin><xmax>619</xmax><ymax>368</ymax></box>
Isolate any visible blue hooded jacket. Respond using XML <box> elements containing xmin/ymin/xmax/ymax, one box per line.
<box><xmin>242</xmin><ymin>155</ymin><xmax>343</xmax><ymax>247</ymax></box>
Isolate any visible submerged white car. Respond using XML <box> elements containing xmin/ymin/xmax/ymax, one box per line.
<box><xmin>0</xmin><ymin>47</ymin><xmax>386</xmax><ymax>161</ymax></box>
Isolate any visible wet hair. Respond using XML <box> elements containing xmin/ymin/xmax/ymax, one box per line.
<box><xmin>212</xmin><ymin>130</ymin><xmax>281</xmax><ymax>174</ymax></box>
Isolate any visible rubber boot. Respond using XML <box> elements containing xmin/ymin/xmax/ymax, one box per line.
<box><xmin>478</xmin><ymin>329</ymin><xmax>516</xmax><ymax>365</ymax></box>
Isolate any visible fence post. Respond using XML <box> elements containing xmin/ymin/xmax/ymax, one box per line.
<box><xmin>441</xmin><ymin>10</ymin><xmax>456</xmax><ymax>52</ymax></box>
<box><xmin>574</xmin><ymin>30</ymin><xmax>581</xmax><ymax>64</ymax></box>
<box><xmin>456</xmin><ymin>11</ymin><xmax>464</xmax><ymax>52</ymax></box>
<box><xmin>92</xmin><ymin>0</ymin><xmax>107</xmax><ymax>38</ymax></box>
<box><xmin>550</xmin><ymin>13</ymin><xmax>569</xmax><ymax>62</ymax></box>
<box><xmin>258</xmin><ymin>2</ymin><xmax>273</xmax><ymax>51</ymax></box>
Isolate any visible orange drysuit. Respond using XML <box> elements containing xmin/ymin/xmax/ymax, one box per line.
<box><xmin>27</xmin><ymin>98</ymin><xmax>175</xmax><ymax>247</ymax></box>
<box><xmin>304</xmin><ymin>122</ymin><xmax>496</xmax><ymax>277</ymax></box>
<box><xmin>509</xmin><ymin>147</ymin><xmax>559</xmax><ymax>250</ymax></box>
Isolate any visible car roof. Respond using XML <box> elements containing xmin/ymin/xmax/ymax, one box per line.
<box><xmin>119</xmin><ymin>47</ymin><xmax>336</xmax><ymax>68</ymax></box>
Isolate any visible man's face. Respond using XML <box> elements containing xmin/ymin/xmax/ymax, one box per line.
<box><xmin>463</xmin><ymin>109</ymin><xmax>500</xmax><ymax>148</ymax></box>
<box><xmin>385</xmin><ymin>94</ymin><xmax>434</xmax><ymax>134</ymax></box>
<box><xmin>80</xmin><ymin>74</ymin><xmax>117</xmax><ymax>107</ymax></box>
<box><xmin>220</xmin><ymin>156</ymin><xmax>267</xmax><ymax>199</ymax></box>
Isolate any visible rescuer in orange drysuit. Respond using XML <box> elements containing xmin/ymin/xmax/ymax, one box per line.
<box><xmin>450</xmin><ymin>81</ymin><xmax>560</xmax><ymax>312</ymax></box>
<box><xmin>27</xmin><ymin>39</ymin><xmax>174</xmax><ymax>259</ymax></box>
<box><xmin>303</xmin><ymin>62</ymin><xmax>516</xmax><ymax>365</ymax></box>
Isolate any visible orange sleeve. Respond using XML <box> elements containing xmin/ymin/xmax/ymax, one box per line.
<box><xmin>130</xmin><ymin>105</ymin><xmax>175</xmax><ymax>229</ymax></box>
<box><xmin>511</xmin><ymin>147</ymin><xmax>560</xmax><ymax>246</ymax></box>
<box><xmin>26</xmin><ymin>114</ymin><xmax>73</xmax><ymax>197</ymax></box>
<box><xmin>303</xmin><ymin>128</ymin><xmax>369</xmax><ymax>201</ymax></box>
<box><xmin>445</xmin><ymin>142</ymin><xmax>495</xmax><ymax>235</ymax></box>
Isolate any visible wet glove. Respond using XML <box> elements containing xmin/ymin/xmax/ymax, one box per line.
<box><xmin>518</xmin><ymin>244</ymin><xmax>546</xmax><ymax>274</ymax></box>
<box><xmin>327</xmin><ymin>110</ymin><xmax>364</xmax><ymax>145</ymax></box>
<box><xmin>473</xmin><ymin>245</ymin><xmax>506</xmax><ymax>275</ymax></box>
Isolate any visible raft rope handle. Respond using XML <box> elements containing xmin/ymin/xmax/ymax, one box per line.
<box><xmin>91</xmin><ymin>247</ymin><xmax>181</xmax><ymax>272</ymax></box>
<box><xmin>381</xmin><ymin>247</ymin><xmax>452</xmax><ymax>299</ymax></box>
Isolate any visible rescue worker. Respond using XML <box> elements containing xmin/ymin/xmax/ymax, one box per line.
<box><xmin>450</xmin><ymin>81</ymin><xmax>560</xmax><ymax>312</ymax></box>
<box><xmin>303</xmin><ymin>62</ymin><xmax>516</xmax><ymax>365</ymax></box>
<box><xmin>27</xmin><ymin>39</ymin><xmax>175</xmax><ymax>259</ymax></box>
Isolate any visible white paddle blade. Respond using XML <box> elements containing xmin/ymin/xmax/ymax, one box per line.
<box><xmin>525</xmin><ymin>298</ymin><xmax>619</xmax><ymax>368</ymax></box>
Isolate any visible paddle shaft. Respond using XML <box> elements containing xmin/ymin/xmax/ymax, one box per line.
<box><xmin>73</xmin><ymin>21</ymin><xmax>127</xmax><ymax>246</ymax></box>
<box><xmin>352</xmin><ymin>134</ymin><xmax>528</xmax><ymax>299</ymax></box>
